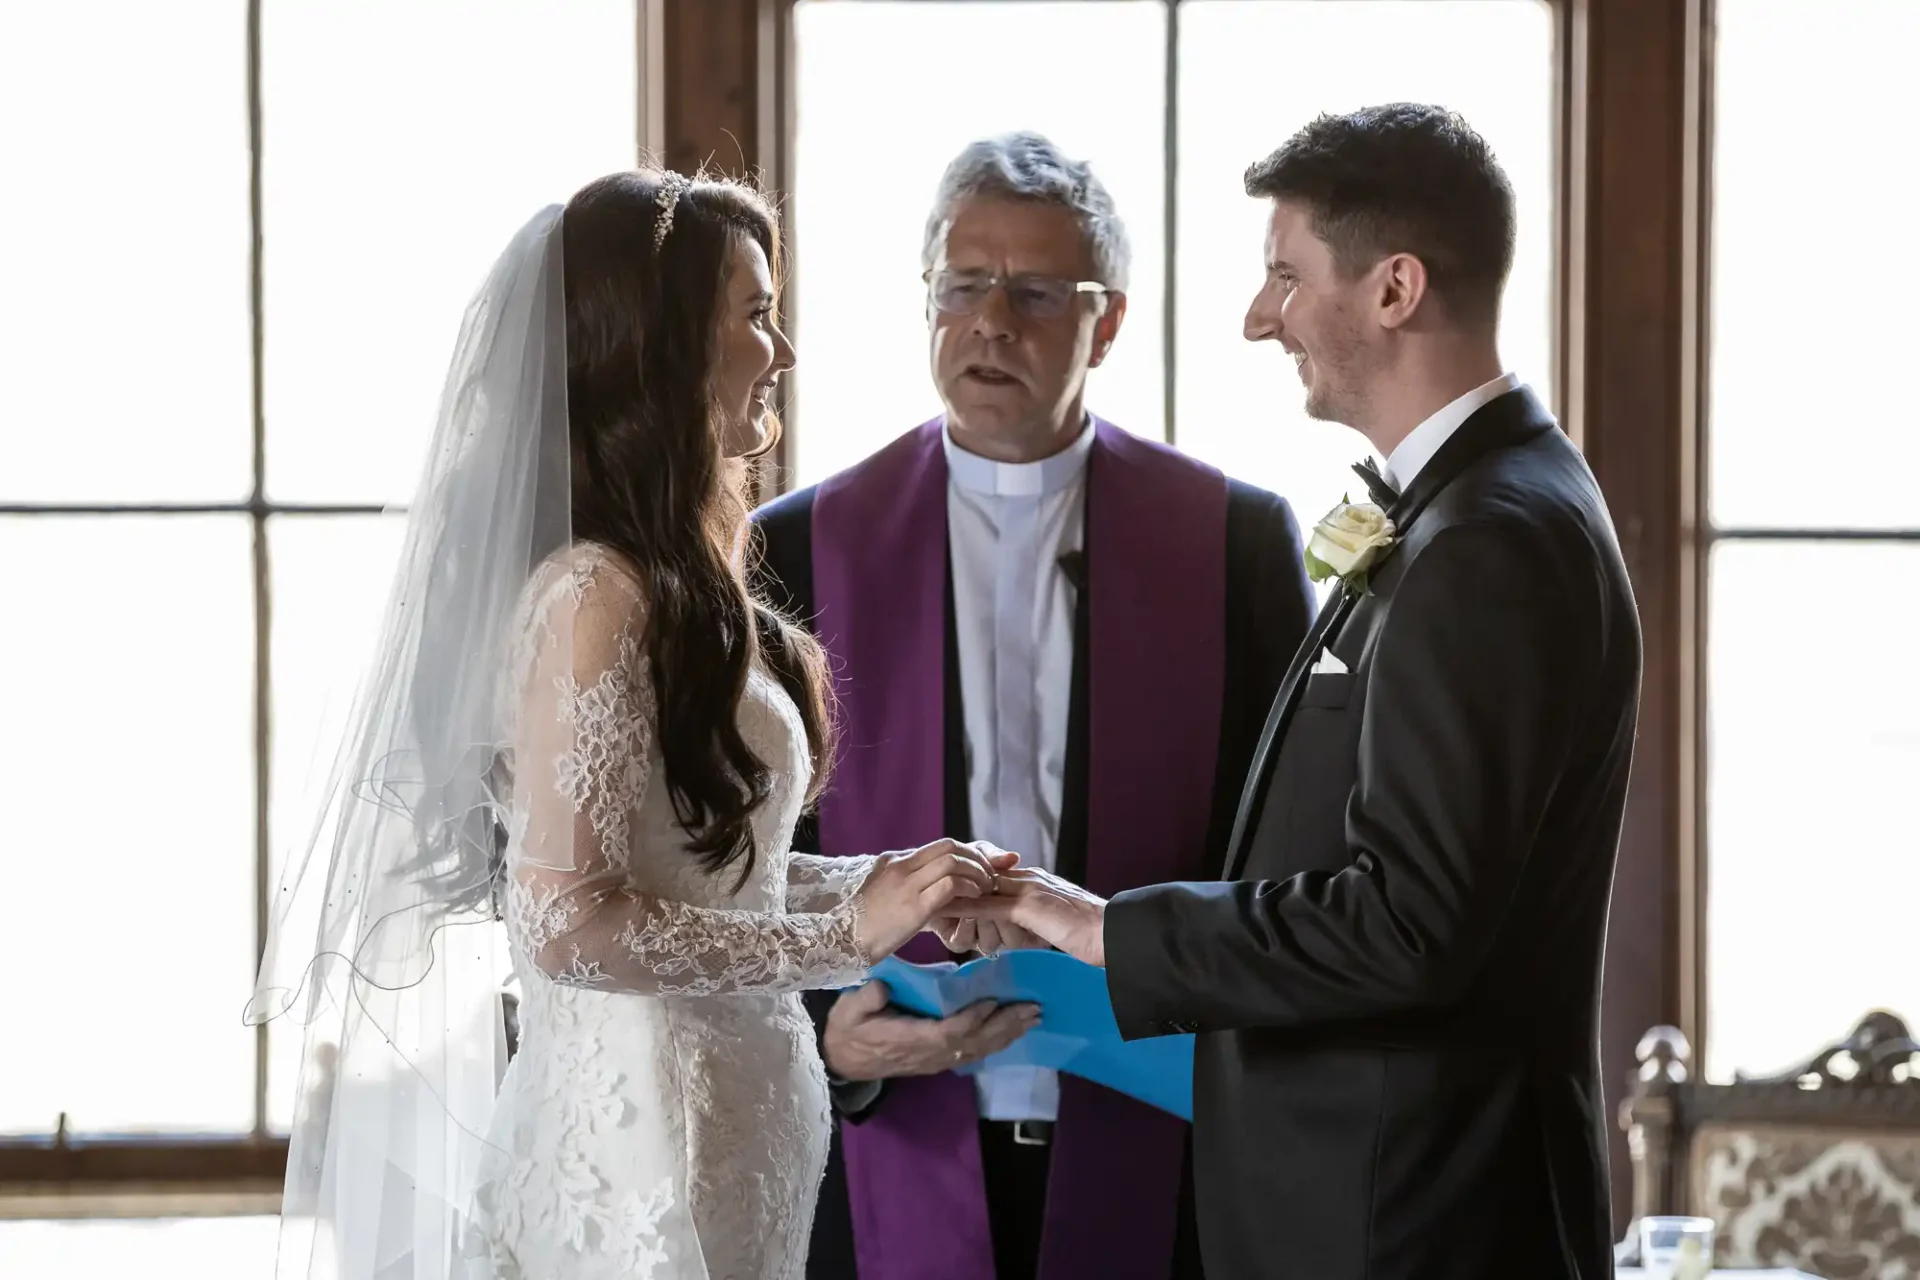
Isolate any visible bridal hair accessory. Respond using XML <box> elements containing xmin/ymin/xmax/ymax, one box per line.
<box><xmin>653</xmin><ymin>170</ymin><xmax>692</xmax><ymax>250</ymax></box>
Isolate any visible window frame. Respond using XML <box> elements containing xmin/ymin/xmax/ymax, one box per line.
<box><xmin>764</xmin><ymin>0</ymin><xmax>1577</xmax><ymax>485</ymax></box>
<box><xmin>1684</xmin><ymin>0</ymin><xmax>1920</xmax><ymax>1077</ymax></box>
<box><xmin>6</xmin><ymin>0</ymin><xmax>1742</xmax><ymax>1240</ymax></box>
<box><xmin>0</xmin><ymin>0</ymin><xmax>658</xmax><ymax>1213</ymax></box>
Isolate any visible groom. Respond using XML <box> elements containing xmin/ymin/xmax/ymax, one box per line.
<box><xmin>966</xmin><ymin>105</ymin><xmax>1643</xmax><ymax>1280</ymax></box>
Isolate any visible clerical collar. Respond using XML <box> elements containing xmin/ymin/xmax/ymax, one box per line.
<box><xmin>942</xmin><ymin>415</ymin><xmax>1095</xmax><ymax>497</ymax></box>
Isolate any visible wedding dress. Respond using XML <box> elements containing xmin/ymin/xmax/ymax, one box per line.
<box><xmin>247</xmin><ymin>203</ymin><xmax>882</xmax><ymax>1280</ymax></box>
<box><xmin>466</xmin><ymin>542</ymin><xmax>877</xmax><ymax>1278</ymax></box>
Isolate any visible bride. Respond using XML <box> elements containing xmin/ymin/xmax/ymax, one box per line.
<box><xmin>248</xmin><ymin>169</ymin><xmax>1005</xmax><ymax>1279</ymax></box>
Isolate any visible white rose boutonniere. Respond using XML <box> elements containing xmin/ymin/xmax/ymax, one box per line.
<box><xmin>1304</xmin><ymin>499</ymin><xmax>1398</xmax><ymax>591</ymax></box>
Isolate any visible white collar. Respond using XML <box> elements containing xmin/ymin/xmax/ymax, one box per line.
<box><xmin>942</xmin><ymin>415</ymin><xmax>1096</xmax><ymax>497</ymax></box>
<box><xmin>1382</xmin><ymin>373</ymin><xmax>1523</xmax><ymax>490</ymax></box>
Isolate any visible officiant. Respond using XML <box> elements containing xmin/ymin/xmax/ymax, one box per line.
<box><xmin>751</xmin><ymin>133</ymin><xmax>1315</xmax><ymax>1280</ymax></box>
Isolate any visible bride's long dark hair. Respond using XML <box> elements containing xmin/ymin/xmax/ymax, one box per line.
<box><xmin>560</xmin><ymin>169</ymin><xmax>834</xmax><ymax>886</ymax></box>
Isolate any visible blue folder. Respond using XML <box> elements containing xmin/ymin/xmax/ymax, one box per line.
<box><xmin>862</xmin><ymin>950</ymin><xmax>1194</xmax><ymax>1120</ymax></box>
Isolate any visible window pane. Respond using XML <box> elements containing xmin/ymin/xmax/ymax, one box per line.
<box><xmin>1176</xmin><ymin>0</ymin><xmax>1556</xmax><ymax>531</ymax></box>
<box><xmin>263</xmin><ymin>514</ymin><xmax>408</xmax><ymax>1130</ymax></box>
<box><xmin>261</xmin><ymin>0</ymin><xmax>637</xmax><ymax>505</ymax></box>
<box><xmin>0</xmin><ymin>517</ymin><xmax>254</xmax><ymax>1134</ymax></box>
<box><xmin>0</xmin><ymin>1217</ymin><xmax>278</xmax><ymax>1279</ymax></box>
<box><xmin>0</xmin><ymin>5</ymin><xmax>251</xmax><ymax>503</ymax></box>
<box><xmin>1704</xmin><ymin>541</ymin><xmax>1920</xmax><ymax>1080</ymax></box>
<box><xmin>1710</xmin><ymin>2</ymin><xmax>1920</xmax><ymax>530</ymax></box>
<box><xmin>791</xmin><ymin>0</ymin><xmax>1166</xmax><ymax>486</ymax></box>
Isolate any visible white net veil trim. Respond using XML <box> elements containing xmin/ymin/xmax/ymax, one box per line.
<box><xmin>247</xmin><ymin>203</ymin><xmax>571</xmax><ymax>1279</ymax></box>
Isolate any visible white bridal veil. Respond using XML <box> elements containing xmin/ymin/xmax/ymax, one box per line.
<box><xmin>247</xmin><ymin>203</ymin><xmax>573</xmax><ymax>1279</ymax></box>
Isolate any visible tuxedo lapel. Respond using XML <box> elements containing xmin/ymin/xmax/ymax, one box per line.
<box><xmin>1219</xmin><ymin>387</ymin><xmax>1556</xmax><ymax>882</ymax></box>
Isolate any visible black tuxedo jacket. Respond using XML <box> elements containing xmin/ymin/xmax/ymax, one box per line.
<box><xmin>1105</xmin><ymin>389</ymin><xmax>1642</xmax><ymax>1280</ymax></box>
<box><xmin>751</xmin><ymin>474</ymin><xmax>1314</xmax><ymax>1280</ymax></box>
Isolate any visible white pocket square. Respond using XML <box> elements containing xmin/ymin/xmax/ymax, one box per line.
<box><xmin>1310</xmin><ymin>649</ymin><xmax>1349</xmax><ymax>675</ymax></box>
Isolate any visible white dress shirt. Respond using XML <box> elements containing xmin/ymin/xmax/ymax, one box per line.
<box><xmin>1382</xmin><ymin>372</ymin><xmax>1523</xmax><ymax>490</ymax></box>
<box><xmin>943</xmin><ymin>417</ymin><xmax>1095</xmax><ymax>1123</ymax></box>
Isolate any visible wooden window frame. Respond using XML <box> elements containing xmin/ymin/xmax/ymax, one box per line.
<box><xmin>5</xmin><ymin>1</ymin><xmax>1730</xmax><ymax>1239</ymax></box>
<box><xmin>1679</xmin><ymin>0</ymin><xmax>1920</xmax><ymax>1080</ymax></box>
<box><xmin>0</xmin><ymin>0</ymin><xmax>664</xmax><ymax>1217</ymax></box>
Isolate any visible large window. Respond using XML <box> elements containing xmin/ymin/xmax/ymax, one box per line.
<box><xmin>1701</xmin><ymin>0</ymin><xmax>1920</xmax><ymax>1081</ymax></box>
<box><xmin>789</xmin><ymin>0</ymin><xmax>1557</xmax><ymax>542</ymax></box>
<box><xmin>790</xmin><ymin>0</ymin><xmax>1169</xmax><ymax>481</ymax></box>
<box><xmin>0</xmin><ymin>0</ymin><xmax>637</xmax><ymax>1186</ymax></box>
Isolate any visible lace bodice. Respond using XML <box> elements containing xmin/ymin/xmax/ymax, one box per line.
<box><xmin>498</xmin><ymin>543</ymin><xmax>876</xmax><ymax>998</ymax></box>
<box><xmin>467</xmin><ymin>542</ymin><xmax>878</xmax><ymax>1279</ymax></box>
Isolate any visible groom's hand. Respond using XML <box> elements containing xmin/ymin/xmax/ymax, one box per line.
<box><xmin>962</xmin><ymin>868</ymin><xmax>1109</xmax><ymax>967</ymax></box>
<box><xmin>823</xmin><ymin>980</ymin><xmax>1039</xmax><ymax>1081</ymax></box>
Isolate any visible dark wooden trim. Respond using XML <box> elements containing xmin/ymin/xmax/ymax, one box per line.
<box><xmin>661</xmin><ymin>0</ymin><xmax>766</xmax><ymax>179</ymax></box>
<box><xmin>1567</xmin><ymin>0</ymin><xmax>1703</xmax><ymax>1233</ymax></box>
<box><xmin>0</xmin><ymin>1138</ymin><xmax>289</xmax><ymax>1188</ymax></box>
<box><xmin>659</xmin><ymin>0</ymin><xmax>793</xmax><ymax>504</ymax></box>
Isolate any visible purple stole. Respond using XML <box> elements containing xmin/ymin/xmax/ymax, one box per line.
<box><xmin>811</xmin><ymin>417</ymin><xmax>1227</xmax><ymax>1279</ymax></box>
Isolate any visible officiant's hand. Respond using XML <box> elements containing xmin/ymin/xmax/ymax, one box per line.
<box><xmin>823</xmin><ymin>980</ymin><xmax>1039</xmax><ymax>1081</ymax></box>
<box><xmin>960</xmin><ymin>867</ymin><xmax>1109</xmax><ymax>967</ymax></box>
<box><xmin>854</xmin><ymin>840</ymin><xmax>1003</xmax><ymax>961</ymax></box>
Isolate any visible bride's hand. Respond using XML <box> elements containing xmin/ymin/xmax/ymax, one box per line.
<box><xmin>930</xmin><ymin>914</ymin><xmax>1048</xmax><ymax>956</ymax></box>
<box><xmin>930</xmin><ymin>841</ymin><xmax>1033</xmax><ymax>954</ymax></box>
<box><xmin>854</xmin><ymin>840</ymin><xmax>1003</xmax><ymax>961</ymax></box>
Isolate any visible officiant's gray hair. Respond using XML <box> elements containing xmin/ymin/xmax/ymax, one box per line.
<box><xmin>923</xmin><ymin>132</ymin><xmax>1131</xmax><ymax>292</ymax></box>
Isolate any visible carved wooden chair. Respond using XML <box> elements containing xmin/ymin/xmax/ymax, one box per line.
<box><xmin>1619</xmin><ymin>1011</ymin><xmax>1920</xmax><ymax>1279</ymax></box>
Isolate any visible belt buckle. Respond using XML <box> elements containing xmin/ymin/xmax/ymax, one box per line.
<box><xmin>1011</xmin><ymin>1120</ymin><xmax>1051</xmax><ymax>1147</ymax></box>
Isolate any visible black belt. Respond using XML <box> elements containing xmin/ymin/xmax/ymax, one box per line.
<box><xmin>983</xmin><ymin>1119</ymin><xmax>1053</xmax><ymax>1147</ymax></box>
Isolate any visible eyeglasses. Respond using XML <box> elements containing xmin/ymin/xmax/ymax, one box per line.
<box><xmin>924</xmin><ymin>269</ymin><xmax>1113</xmax><ymax>321</ymax></box>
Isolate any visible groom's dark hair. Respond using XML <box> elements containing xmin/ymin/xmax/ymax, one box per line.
<box><xmin>1245</xmin><ymin>103</ymin><xmax>1515</xmax><ymax>327</ymax></box>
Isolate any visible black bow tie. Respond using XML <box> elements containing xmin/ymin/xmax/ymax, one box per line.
<box><xmin>1351</xmin><ymin>458</ymin><xmax>1401</xmax><ymax>509</ymax></box>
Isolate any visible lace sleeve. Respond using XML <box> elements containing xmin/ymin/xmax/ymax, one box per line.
<box><xmin>785</xmin><ymin>854</ymin><xmax>880</xmax><ymax>914</ymax></box>
<box><xmin>502</xmin><ymin>550</ymin><xmax>874</xmax><ymax>997</ymax></box>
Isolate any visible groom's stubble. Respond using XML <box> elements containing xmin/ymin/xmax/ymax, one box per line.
<box><xmin>1301</xmin><ymin>301</ymin><xmax>1383</xmax><ymax>431</ymax></box>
